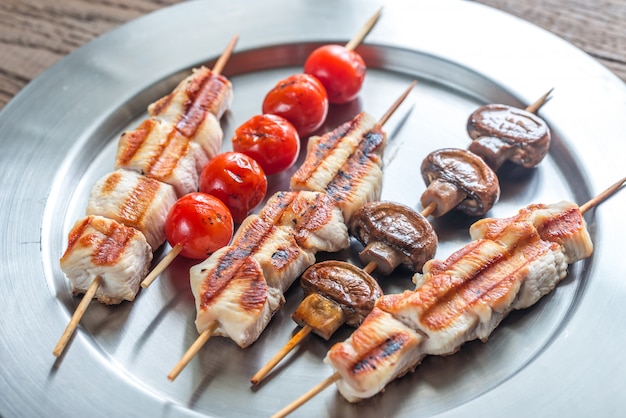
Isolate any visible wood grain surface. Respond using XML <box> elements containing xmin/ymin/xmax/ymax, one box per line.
<box><xmin>1</xmin><ymin>0</ymin><xmax>624</xmax><ymax>111</ymax></box>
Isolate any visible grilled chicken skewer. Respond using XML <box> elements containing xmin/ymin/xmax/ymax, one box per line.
<box><xmin>168</xmin><ymin>82</ymin><xmax>416</xmax><ymax>381</ymax></box>
<box><xmin>138</xmin><ymin>35</ymin><xmax>238</xmax><ymax>288</ymax></box>
<box><xmin>53</xmin><ymin>37</ymin><xmax>238</xmax><ymax>357</ymax></box>
<box><xmin>272</xmin><ymin>176</ymin><xmax>625</xmax><ymax>418</ymax></box>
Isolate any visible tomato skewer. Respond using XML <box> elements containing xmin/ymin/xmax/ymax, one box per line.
<box><xmin>304</xmin><ymin>7</ymin><xmax>382</xmax><ymax>104</ymax></box>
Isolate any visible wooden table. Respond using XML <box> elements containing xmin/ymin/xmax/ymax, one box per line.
<box><xmin>1</xmin><ymin>0</ymin><xmax>624</xmax><ymax>111</ymax></box>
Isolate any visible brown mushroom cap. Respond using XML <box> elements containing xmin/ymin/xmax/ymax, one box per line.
<box><xmin>467</xmin><ymin>104</ymin><xmax>550</xmax><ymax>170</ymax></box>
<box><xmin>299</xmin><ymin>260</ymin><xmax>382</xmax><ymax>326</ymax></box>
<box><xmin>349</xmin><ymin>201</ymin><xmax>438</xmax><ymax>274</ymax></box>
<box><xmin>420</xmin><ymin>148</ymin><xmax>500</xmax><ymax>217</ymax></box>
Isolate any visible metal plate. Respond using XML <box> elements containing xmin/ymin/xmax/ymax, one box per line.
<box><xmin>1</xmin><ymin>0</ymin><xmax>626</xmax><ymax>417</ymax></box>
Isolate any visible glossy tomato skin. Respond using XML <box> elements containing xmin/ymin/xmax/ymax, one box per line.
<box><xmin>232</xmin><ymin>114</ymin><xmax>300</xmax><ymax>176</ymax></box>
<box><xmin>304</xmin><ymin>44</ymin><xmax>366</xmax><ymax>104</ymax></box>
<box><xmin>262</xmin><ymin>74</ymin><xmax>328</xmax><ymax>137</ymax></box>
<box><xmin>199</xmin><ymin>152</ymin><xmax>267</xmax><ymax>224</ymax></box>
<box><xmin>164</xmin><ymin>192</ymin><xmax>234</xmax><ymax>259</ymax></box>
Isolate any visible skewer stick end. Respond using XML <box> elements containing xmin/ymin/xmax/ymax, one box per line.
<box><xmin>53</xmin><ymin>276</ymin><xmax>101</xmax><ymax>357</ymax></box>
<box><xmin>167</xmin><ymin>323</ymin><xmax>216</xmax><ymax>381</ymax></box>
<box><xmin>141</xmin><ymin>243</ymin><xmax>183</xmax><ymax>288</ymax></box>
<box><xmin>344</xmin><ymin>6</ymin><xmax>383</xmax><ymax>51</ymax></box>
<box><xmin>271</xmin><ymin>371</ymin><xmax>342</xmax><ymax>418</ymax></box>
<box><xmin>250</xmin><ymin>325</ymin><xmax>313</xmax><ymax>386</ymax></box>
<box><xmin>525</xmin><ymin>87</ymin><xmax>554</xmax><ymax>114</ymax></box>
<box><xmin>579</xmin><ymin>176</ymin><xmax>626</xmax><ymax>214</ymax></box>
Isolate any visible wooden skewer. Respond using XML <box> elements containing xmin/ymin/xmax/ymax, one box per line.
<box><xmin>168</xmin><ymin>321</ymin><xmax>218</xmax><ymax>381</ymax></box>
<box><xmin>344</xmin><ymin>7</ymin><xmax>383</xmax><ymax>51</ymax></box>
<box><xmin>271</xmin><ymin>177</ymin><xmax>626</xmax><ymax>417</ymax></box>
<box><xmin>141</xmin><ymin>35</ymin><xmax>239</xmax><ymax>290</ymax></box>
<box><xmin>212</xmin><ymin>33</ymin><xmax>239</xmax><ymax>75</ymax></box>
<box><xmin>53</xmin><ymin>276</ymin><xmax>102</xmax><ymax>357</ymax></box>
<box><xmin>580</xmin><ymin>176</ymin><xmax>626</xmax><ymax>214</ymax></box>
<box><xmin>141</xmin><ymin>244</ymin><xmax>182</xmax><ymax>288</ymax></box>
<box><xmin>250</xmin><ymin>325</ymin><xmax>313</xmax><ymax>385</ymax></box>
<box><xmin>249</xmin><ymin>81</ymin><xmax>417</xmax><ymax>385</ymax></box>
<box><xmin>272</xmin><ymin>371</ymin><xmax>341</xmax><ymax>418</ymax></box>
<box><xmin>525</xmin><ymin>88</ymin><xmax>553</xmax><ymax>114</ymax></box>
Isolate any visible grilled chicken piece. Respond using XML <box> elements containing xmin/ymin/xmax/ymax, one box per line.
<box><xmin>325</xmin><ymin>307</ymin><xmax>425</xmax><ymax>402</ymax></box>
<box><xmin>60</xmin><ymin>215</ymin><xmax>153</xmax><ymax>304</ymax></box>
<box><xmin>115</xmin><ymin>118</ymin><xmax>199</xmax><ymax>197</ymax></box>
<box><xmin>148</xmin><ymin>66</ymin><xmax>233</xmax><ymax>160</ymax></box>
<box><xmin>189</xmin><ymin>191</ymin><xmax>349</xmax><ymax>348</ymax></box>
<box><xmin>349</xmin><ymin>201</ymin><xmax>438</xmax><ymax>274</ymax></box>
<box><xmin>292</xmin><ymin>260</ymin><xmax>383</xmax><ymax>340</ymax></box>
<box><xmin>86</xmin><ymin>169</ymin><xmax>177</xmax><ymax>250</ymax></box>
<box><xmin>290</xmin><ymin>111</ymin><xmax>386</xmax><ymax>222</ymax></box>
<box><xmin>325</xmin><ymin>201</ymin><xmax>592</xmax><ymax>402</ymax></box>
<box><xmin>467</xmin><ymin>104</ymin><xmax>550</xmax><ymax>171</ymax></box>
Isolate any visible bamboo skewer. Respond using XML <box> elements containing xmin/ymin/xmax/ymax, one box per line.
<box><xmin>344</xmin><ymin>7</ymin><xmax>383</xmax><ymax>51</ymax></box>
<box><xmin>167</xmin><ymin>322</ymin><xmax>218</xmax><ymax>381</ymax></box>
<box><xmin>271</xmin><ymin>177</ymin><xmax>626</xmax><ymax>418</ymax></box>
<box><xmin>140</xmin><ymin>34</ymin><xmax>238</xmax><ymax>290</ymax></box>
<box><xmin>525</xmin><ymin>88</ymin><xmax>553</xmax><ymax>114</ymax></box>
<box><xmin>53</xmin><ymin>276</ymin><xmax>102</xmax><ymax>357</ymax></box>
<box><xmin>249</xmin><ymin>81</ymin><xmax>417</xmax><ymax>386</ymax></box>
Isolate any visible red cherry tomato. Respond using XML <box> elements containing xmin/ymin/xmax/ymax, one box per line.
<box><xmin>199</xmin><ymin>152</ymin><xmax>268</xmax><ymax>224</ymax></box>
<box><xmin>262</xmin><ymin>74</ymin><xmax>328</xmax><ymax>137</ymax></box>
<box><xmin>164</xmin><ymin>192</ymin><xmax>234</xmax><ymax>259</ymax></box>
<box><xmin>232</xmin><ymin>114</ymin><xmax>300</xmax><ymax>176</ymax></box>
<box><xmin>304</xmin><ymin>44</ymin><xmax>366</xmax><ymax>104</ymax></box>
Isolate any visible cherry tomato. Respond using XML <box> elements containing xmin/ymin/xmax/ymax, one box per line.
<box><xmin>164</xmin><ymin>192</ymin><xmax>234</xmax><ymax>259</ymax></box>
<box><xmin>232</xmin><ymin>114</ymin><xmax>300</xmax><ymax>176</ymax></box>
<box><xmin>262</xmin><ymin>74</ymin><xmax>328</xmax><ymax>137</ymax></box>
<box><xmin>304</xmin><ymin>44</ymin><xmax>366</xmax><ymax>104</ymax></box>
<box><xmin>199</xmin><ymin>152</ymin><xmax>268</xmax><ymax>224</ymax></box>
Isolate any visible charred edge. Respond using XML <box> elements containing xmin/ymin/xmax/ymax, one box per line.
<box><xmin>352</xmin><ymin>334</ymin><xmax>410</xmax><ymax>374</ymax></box>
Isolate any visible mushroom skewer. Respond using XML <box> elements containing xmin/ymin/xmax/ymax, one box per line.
<box><xmin>419</xmin><ymin>148</ymin><xmax>500</xmax><ymax>218</ymax></box>
<box><xmin>467</xmin><ymin>90</ymin><xmax>553</xmax><ymax>172</ymax></box>
<box><xmin>350</xmin><ymin>201</ymin><xmax>438</xmax><ymax>275</ymax></box>
<box><xmin>250</xmin><ymin>261</ymin><xmax>382</xmax><ymax>385</ymax></box>
<box><xmin>271</xmin><ymin>176</ymin><xmax>625</xmax><ymax>418</ymax></box>
<box><xmin>418</xmin><ymin>91</ymin><xmax>552</xmax><ymax>220</ymax></box>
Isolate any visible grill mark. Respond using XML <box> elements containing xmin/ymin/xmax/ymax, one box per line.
<box><xmin>322</xmin><ymin>125</ymin><xmax>384</xmax><ymax>204</ymax></box>
<box><xmin>116</xmin><ymin>175</ymin><xmax>162</xmax><ymax>228</ymax></box>
<box><xmin>61</xmin><ymin>216</ymin><xmax>135</xmax><ymax>267</ymax></box>
<box><xmin>201</xmin><ymin>255</ymin><xmax>268</xmax><ymax>314</ymax></box>
<box><xmin>420</xmin><ymin>232</ymin><xmax>554</xmax><ymax>330</ymax></box>
<box><xmin>147</xmin><ymin>127</ymin><xmax>191</xmax><ymax>179</ymax></box>
<box><xmin>199</xmin><ymin>196</ymin><xmax>294</xmax><ymax>310</ymax></box>
<box><xmin>291</xmin><ymin>113</ymin><xmax>365</xmax><ymax>185</ymax></box>
<box><xmin>91</xmin><ymin>220</ymin><xmax>136</xmax><ymax>265</ymax></box>
<box><xmin>116</xmin><ymin>119</ymin><xmax>153</xmax><ymax>167</ymax></box>
<box><xmin>177</xmin><ymin>70</ymin><xmax>229</xmax><ymax>139</ymax></box>
<box><xmin>292</xmin><ymin>193</ymin><xmax>335</xmax><ymax>245</ymax></box>
<box><xmin>351</xmin><ymin>333</ymin><xmax>411</xmax><ymax>375</ymax></box>
<box><xmin>535</xmin><ymin>205</ymin><xmax>583</xmax><ymax>243</ymax></box>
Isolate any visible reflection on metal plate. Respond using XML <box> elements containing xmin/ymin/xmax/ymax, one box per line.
<box><xmin>1</xmin><ymin>1</ymin><xmax>626</xmax><ymax>417</ymax></box>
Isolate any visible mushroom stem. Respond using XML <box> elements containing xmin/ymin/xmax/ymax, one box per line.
<box><xmin>420</xmin><ymin>179</ymin><xmax>467</xmax><ymax>218</ymax></box>
<box><xmin>359</xmin><ymin>241</ymin><xmax>406</xmax><ymax>276</ymax></box>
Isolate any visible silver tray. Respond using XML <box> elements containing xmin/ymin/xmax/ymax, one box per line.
<box><xmin>1</xmin><ymin>0</ymin><xmax>626</xmax><ymax>417</ymax></box>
